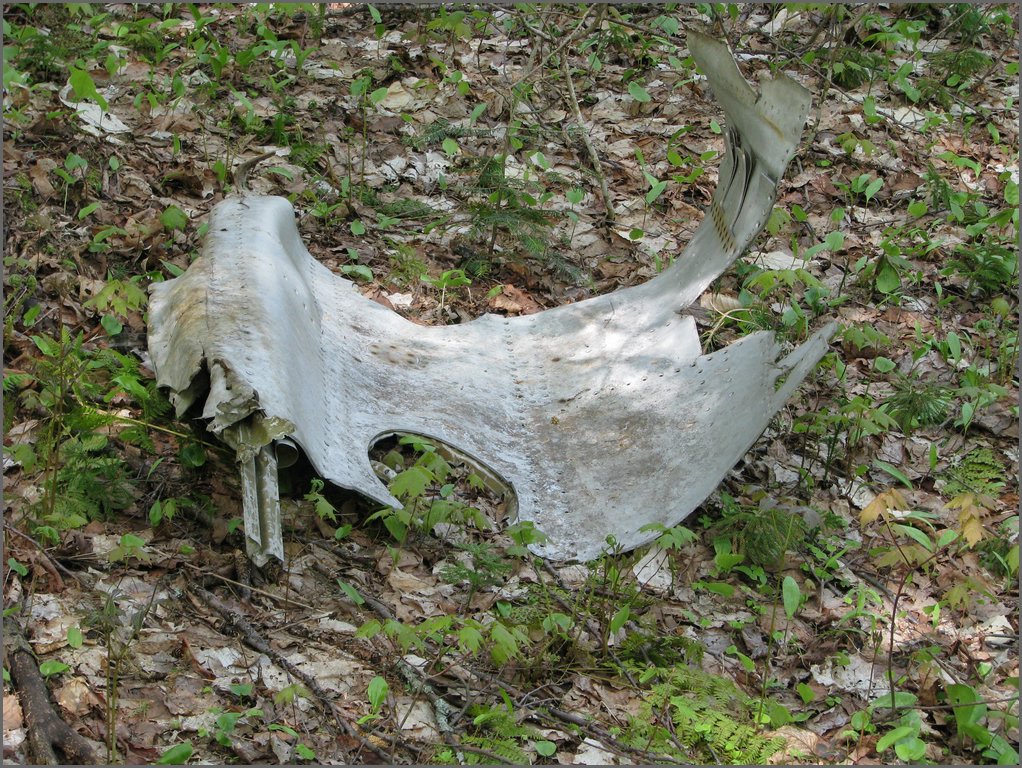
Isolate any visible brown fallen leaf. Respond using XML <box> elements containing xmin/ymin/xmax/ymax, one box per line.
<box><xmin>700</xmin><ymin>292</ymin><xmax>744</xmax><ymax>314</ymax></box>
<box><xmin>55</xmin><ymin>677</ymin><xmax>102</xmax><ymax>717</ymax></box>
<box><xmin>29</xmin><ymin>158</ymin><xmax>57</xmax><ymax>198</ymax></box>
<box><xmin>767</xmin><ymin>725</ymin><xmax>823</xmax><ymax>763</ymax></box>
<box><xmin>3</xmin><ymin>693</ymin><xmax>24</xmax><ymax>729</ymax></box>
<box><xmin>596</xmin><ymin>259</ymin><xmax>635</xmax><ymax>279</ymax></box>
<box><xmin>488</xmin><ymin>284</ymin><xmax>542</xmax><ymax>315</ymax></box>
<box><xmin>386</xmin><ymin>567</ymin><xmax>434</xmax><ymax>595</ymax></box>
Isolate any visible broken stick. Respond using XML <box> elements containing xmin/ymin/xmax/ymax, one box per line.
<box><xmin>3</xmin><ymin>617</ymin><xmax>97</xmax><ymax>765</ymax></box>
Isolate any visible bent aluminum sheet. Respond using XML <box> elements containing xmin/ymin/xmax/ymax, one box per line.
<box><xmin>148</xmin><ymin>33</ymin><xmax>836</xmax><ymax>564</ymax></box>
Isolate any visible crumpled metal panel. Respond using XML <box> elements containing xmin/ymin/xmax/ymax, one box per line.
<box><xmin>148</xmin><ymin>33</ymin><xmax>837</xmax><ymax>564</ymax></box>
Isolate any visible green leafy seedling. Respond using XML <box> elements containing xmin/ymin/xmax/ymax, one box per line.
<box><xmin>534</xmin><ymin>740</ymin><xmax>556</xmax><ymax>757</ymax></box>
<box><xmin>39</xmin><ymin>660</ymin><xmax>70</xmax><ymax>680</ymax></box>
<box><xmin>229</xmin><ymin>682</ymin><xmax>254</xmax><ymax>699</ymax></box>
<box><xmin>155</xmin><ymin>740</ymin><xmax>193</xmax><ymax>765</ymax></box>
<box><xmin>358</xmin><ymin>675</ymin><xmax>389</xmax><ymax>724</ymax></box>
<box><xmin>628</xmin><ymin>81</ymin><xmax>651</xmax><ymax>102</ymax></box>
<box><xmin>424</xmin><ymin>268</ymin><xmax>472</xmax><ymax>312</ymax></box>
<box><xmin>781</xmin><ymin>576</ymin><xmax>801</xmax><ymax>619</ymax></box>
<box><xmin>69</xmin><ymin>67</ymin><xmax>109</xmax><ymax>110</ymax></box>
<box><xmin>108</xmin><ymin>533</ymin><xmax>149</xmax><ymax>563</ymax></box>
<box><xmin>161</xmin><ymin>205</ymin><xmax>188</xmax><ymax>232</ymax></box>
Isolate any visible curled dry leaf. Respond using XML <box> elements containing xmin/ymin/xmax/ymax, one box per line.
<box><xmin>488</xmin><ymin>284</ymin><xmax>543</xmax><ymax>315</ymax></box>
<box><xmin>55</xmin><ymin>677</ymin><xmax>101</xmax><ymax>717</ymax></box>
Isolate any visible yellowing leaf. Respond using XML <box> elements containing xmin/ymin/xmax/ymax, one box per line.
<box><xmin>860</xmin><ymin>489</ymin><xmax>908</xmax><ymax>525</ymax></box>
<box><xmin>945</xmin><ymin>493</ymin><xmax>988</xmax><ymax>547</ymax></box>
<box><xmin>960</xmin><ymin>514</ymin><xmax>985</xmax><ymax>548</ymax></box>
<box><xmin>875</xmin><ymin>544</ymin><xmax>929</xmax><ymax>569</ymax></box>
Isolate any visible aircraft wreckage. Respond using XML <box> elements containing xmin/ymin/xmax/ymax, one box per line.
<box><xmin>148</xmin><ymin>32</ymin><xmax>836</xmax><ymax>565</ymax></box>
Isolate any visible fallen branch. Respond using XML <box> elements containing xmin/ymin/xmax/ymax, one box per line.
<box><xmin>189</xmin><ymin>585</ymin><xmax>396</xmax><ymax>764</ymax></box>
<box><xmin>4</xmin><ymin>523</ymin><xmax>74</xmax><ymax>591</ymax></box>
<box><xmin>3</xmin><ymin>616</ymin><xmax>97</xmax><ymax>765</ymax></box>
<box><xmin>181</xmin><ymin>560</ymin><xmax>319</xmax><ymax>610</ymax></box>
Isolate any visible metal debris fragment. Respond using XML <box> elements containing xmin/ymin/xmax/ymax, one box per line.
<box><xmin>148</xmin><ymin>33</ymin><xmax>836</xmax><ymax>564</ymax></box>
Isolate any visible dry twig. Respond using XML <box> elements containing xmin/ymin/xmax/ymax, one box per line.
<box><xmin>189</xmin><ymin>585</ymin><xmax>396</xmax><ymax>764</ymax></box>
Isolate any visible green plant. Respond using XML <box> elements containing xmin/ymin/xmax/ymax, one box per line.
<box><xmin>200</xmin><ymin>706</ymin><xmax>264</xmax><ymax>750</ymax></box>
<box><xmin>841</xmin><ymin>392</ymin><xmax>900</xmax><ymax>465</ymax></box>
<box><xmin>37</xmin><ymin>659</ymin><xmax>70</xmax><ymax>681</ymax></box>
<box><xmin>929</xmin><ymin>47</ymin><xmax>993</xmax><ymax>98</ymax></box>
<box><xmin>420</xmin><ymin>6</ymin><xmax>491</xmax><ymax>52</ymax></box>
<box><xmin>943</xmin><ymin>240</ymin><xmax>1018</xmax><ymax>299</ymax></box>
<box><xmin>844</xmin><ymin>694</ymin><xmax>929</xmax><ymax>762</ymax></box>
<box><xmin>4</xmin><ymin>328</ymin><xmax>173</xmax><ymax>543</ymax></box>
<box><xmin>155</xmin><ymin>740</ymin><xmax>194</xmax><ymax>765</ymax></box>
<box><xmin>11</xmin><ymin>332</ymin><xmax>119</xmax><ymax>537</ymax></box>
<box><xmin>802</xmin><ymin>530</ymin><xmax>857</xmax><ymax>590</ymax></box>
<box><xmin>51</xmin><ymin>152</ymin><xmax>89</xmax><ymax>210</ymax></box>
<box><xmin>710</xmin><ymin>493</ymin><xmax>807</xmax><ymax>572</ymax></box>
<box><xmin>358</xmin><ymin>675</ymin><xmax>389</xmax><ymax>724</ymax></box>
<box><xmin>86</xmin><ymin>586</ymin><xmax>158</xmax><ymax>762</ymax></box>
<box><xmin>267</xmin><ymin>722</ymin><xmax>317</xmax><ymax>762</ymax></box>
<box><xmin>639</xmin><ymin>521</ymin><xmax>698</xmax><ymax>552</ymax></box>
<box><xmin>828</xmin><ymin>47</ymin><xmax>884</xmax><ymax>89</ymax></box>
<box><xmin>565</xmin><ymin>186</ymin><xmax>585</xmax><ymax>243</ymax></box>
<box><xmin>623</xmin><ymin>665</ymin><xmax>786</xmax><ymax>763</ymax></box>
<box><xmin>148</xmin><ymin>496</ymin><xmax>191</xmax><ymax>528</ymax></box>
<box><xmin>942</xmin><ymin>447</ymin><xmax>1006</xmax><ymax>497</ymax></box>
<box><xmin>439</xmin><ymin>539</ymin><xmax>513</xmax><ymax>606</ymax></box>
<box><xmin>460</xmin><ymin>696</ymin><xmax>545</xmax><ymax>765</ymax></box>
<box><xmin>367</xmin><ymin>436</ymin><xmax>488</xmax><ymax>546</ymax></box>
<box><xmin>852</xmin><ymin>483</ymin><xmax>1014</xmax><ymax>759</ymax></box>
<box><xmin>349</xmin><ymin>71</ymin><xmax>390</xmax><ymax>198</ymax></box>
<box><xmin>954</xmin><ymin>364</ymin><xmax>1010</xmax><ymax>434</ymax></box>
<box><xmin>308</xmin><ymin>198</ymin><xmax>347</xmax><ymax>221</ymax></box>
<box><xmin>944</xmin><ymin>682</ymin><xmax>1020</xmax><ymax>764</ymax></box>
<box><xmin>838</xmin><ymin>173</ymin><xmax>884</xmax><ymax>206</ymax></box>
<box><xmin>85</xmin><ymin>276</ymin><xmax>148</xmax><ymax>333</ymax></box>
<box><xmin>976</xmin><ymin>515</ymin><xmax>1019</xmax><ymax>581</ymax></box>
<box><xmin>423</xmin><ymin>268</ymin><xmax>472</xmax><ymax>313</ymax></box>
<box><xmin>466</xmin><ymin>151</ymin><xmax>554</xmax><ymax>258</ymax></box>
<box><xmin>107</xmin><ymin>533</ymin><xmax>150</xmax><ymax>563</ymax></box>
<box><xmin>635</xmin><ymin>147</ymin><xmax>668</xmax><ymax>222</ymax></box>
<box><xmin>881</xmin><ymin>375</ymin><xmax>953</xmax><ymax>432</ymax></box>
<box><xmin>387</xmin><ymin>242</ymin><xmax>429</xmax><ymax>286</ymax></box>
<box><xmin>304</xmin><ymin>477</ymin><xmax>338</xmax><ymax>523</ymax></box>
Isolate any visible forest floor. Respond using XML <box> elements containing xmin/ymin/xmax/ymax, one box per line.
<box><xmin>2</xmin><ymin>4</ymin><xmax>1019</xmax><ymax>765</ymax></box>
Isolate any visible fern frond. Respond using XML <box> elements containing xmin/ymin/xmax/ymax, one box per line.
<box><xmin>625</xmin><ymin>665</ymin><xmax>785</xmax><ymax>763</ymax></box>
<box><xmin>461</xmin><ymin>736</ymin><xmax>528</xmax><ymax>765</ymax></box>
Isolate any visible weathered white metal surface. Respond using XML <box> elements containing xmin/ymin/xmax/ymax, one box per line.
<box><xmin>148</xmin><ymin>33</ymin><xmax>836</xmax><ymax>564</ymax></box>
